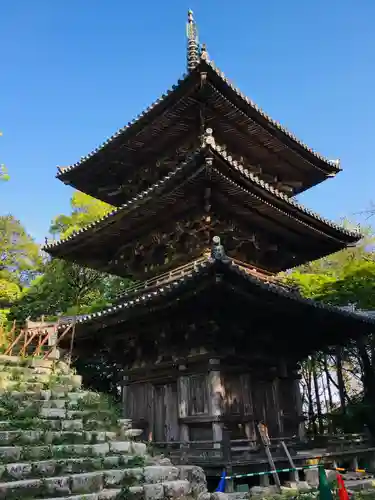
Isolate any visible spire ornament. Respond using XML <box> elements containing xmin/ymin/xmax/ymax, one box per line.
<box><xmin>186</xmin><ymin>9</ymin><xmax>199</xmax><ymax>71</ymax></box>
<box><xmin>211</xmin><ymin>236</ymin><xmax>229</xmax><ymax>262</ymax></box>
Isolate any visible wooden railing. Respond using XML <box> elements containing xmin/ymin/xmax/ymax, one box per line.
<box><xmin>114</xmin><ymin>255</ymin><xmax>209</xmax><ymax>301</ymax></box>
<box><xmin>114</xmin><ymin>253</ymin><xmax>291</xmax><ymax>303</ymax></box>
<box><xmin>149</xmin><ymin>433</ymin><xmax>372</xmax><ymax>467</ymax></box>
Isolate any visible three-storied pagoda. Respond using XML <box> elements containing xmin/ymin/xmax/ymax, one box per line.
<box><xmin>44</xmin><ymin>12</ymin><xmax>375</xmax><ymax>446</ymax></box>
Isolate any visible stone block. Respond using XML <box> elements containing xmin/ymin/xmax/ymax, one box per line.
<box><xmin>249</xmin><ymin>486</ymin><xmax>279</xmax><ymax>497</ymax></box>
<box><xmin>71</xmin><ymin>374</ymin><xmax>83</xmax><ymax>389</ymax></box>
<box><xmin>40</xmin><ymin>389</ymin><xmax>52</xmax><ymax>400</ymax></box>
<box><xmin>198</xmin><ymin>493</ymin><xmax>211</xmax><ymax>500</ymax></box>
<box><xmin>118</xmin><ymin>418</ymin><xmax>132</xmax><ymax>429</ymax></box>
<box><xmin>129</xmin><ymin>485</ymin><xmax>146</xmax><ymax>500</ymax></box>
<box><xmin>0</xmin><ymin>354</ymin><xmax>20</xmax><ymax>364</ymax></box>
<box><xmin>109</xmin><ymin>440</ymin><xmax>131</xmax><ymax>453</ymax></box>
<box><xmin>45</xmin><ymin>475</ymin><xmax>71</xmax><ymax>496</ymax></box>
<box><xmin>211</xmin><ymin>493</ymin><xmax>229</xmax><ymax>500</ymax></box>
<box><xmin>6</xmin><ymin>462</ymin><xmax>32</xmax><ymax>480</ymax></box>
<box><xmin>61</xmin><ymin>418</ymin><xmax>83</xmax><ymax>431</ymax></box>
<box><xmin>0</xmin><ymin>445</ymin><xmax>21</xmax><ymax>461</ymax></box>
<box><xmin>33</xmin><ymin>459</ymin><xmax>56</xmax><ymax>476</ymax></box>
<box><xmin>31</xmin><ymin>358</ymin><xmax>54</xmax><ymax>369</ymax></box>
<box><xmin>85</xmin><ymin>431</ymin><xmax>108</xmax><ymax>443</ymax></box>
<box><xmin>125</xmin><ymin>429</ymin><xmax>143</xmax><ymax>438</ymax></box>
<box><xmin>91</xmin><ymin>442</ymin><xmax>110</xmax><ymax>456</ymax></box>
<box><xmin>104</xmin><ymin>469</ymin><xmax>126</xmax><ymax>487</ymax></box>
<box><xmin>46</xmin><ymin>398</ymin><xmax>67</xmax><ymax>409</ymax></box>
<box><xmin>67</xmin><ymin>391</ymin><xmax>88</xmax><ymax>401</ymax></box>
<box><xmin>103</xmin><ymin>456</ymin><xmax>121</xmax><ymax>468</ymax></box>
<box><xmin>144</xmin><ymin>483</ymin><xmax>164</xmax><ymax>500</ymax></box>
<box><xmin>52</xmin><ymin>385</ymin><xmax>68</xmax><ymax>397</ymax></box>
<box><xmin>144</xmin><ymin>466</ymin><xmax>179</xmax><ymax>484</ymax></box>
<box><xmin>70</xmin><ymin>471</ymin><xmax>103</xmax><ymax>494</ymax></box>
<box><xmin>0</xmin><ymin>478</ymin><xmax>41</xmax><ymax>500</ymax></box>
<box><xmin>304</xmin><ymin>468</ymin><xmax>319</xmax><ymax>488</ymax></box>
<box><xmin>40</xmin><ymin>407</ymin><xmax>66</xmax><ymax>418</ymax></box>
<box><xmin>100</xmin><ymin>489</ymin><xmax>123</xmax><ymax>499</ymax></box>
<box><xmin>163</xmin><ymin>479</ymin><xmax>191</xmax><ymax>498</ymax></box>
<box><xmin>178</xmin><ymin>465</ymin><xmax>207</xmax><ymax>494</ymax></box>
<box><xmin>131</xmin><ymin>442</ymin><xmax>147</xmax><ymax>456</ymax></box>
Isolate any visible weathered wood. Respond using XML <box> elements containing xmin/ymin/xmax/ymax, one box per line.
<box><xmin>177</xmin><ymin>365</ymin><xmax>190</xmax><ymax>441</ymax></box>
<box><xmin>208</xmin><ymin>359</ymin><xmax>224</xmax><ymax>443</ymax></box>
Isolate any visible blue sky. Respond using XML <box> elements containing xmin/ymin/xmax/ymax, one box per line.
<box><xmin>1</xmin><ymin>0</ymin><xmax>375</xmax><ymax>242</ymax></box>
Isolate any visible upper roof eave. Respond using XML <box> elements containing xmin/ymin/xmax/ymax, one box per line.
<box><xmin>56</xmin><ymin>57</ymin><xmax>341</xmax><ymax>182</ymax></box>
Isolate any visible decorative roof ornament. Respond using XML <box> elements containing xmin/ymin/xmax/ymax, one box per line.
<box><xmin>200</xmin><ymin>43</ymin><xmax>209</xmax><ymax>62</ymax></box>
<box><xmin>211</xmin><ymin>235</ymin><xmax>229</xmax><ymax>262</ymax></box>
<box><xmin>186</xmin><ymin>9</ymin><xmax>199</xmax><ymax>71</ymax></box>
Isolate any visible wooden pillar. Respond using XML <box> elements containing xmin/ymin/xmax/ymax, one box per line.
<box><xmin>207</xmin><ymin>358</ymin><xmax>224</xmax><ymax>444</ymax></box>
<box><xmin>122</xmin><ymin>375</ymin><xmax>129</xmax><ymax>418</ymax></box>
<box><xmin>294</xmin><ymin>378</ymin><xmax>305</xmax><ymax>439</ymax></box>
<box><xmin>177</xmin><ymin>364</ymin><xmax>189</xmax><ymax>441</ymax></box>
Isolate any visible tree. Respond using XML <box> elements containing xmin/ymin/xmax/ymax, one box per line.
<box><xmin>50</xmin><ymin>191</ymin><xmax>113</xmax><ymax>239</ymax></box>
<box><xmin>11</xmin><ymin>190</ymin><xmax>131</xmax><ymax>324</ymax></box>
<box><xmin>286</xmin><ymin>227</ymin><xmax>375</xmax><ymax>437</ymax></box>
<box><xmin>0</xmin><ymin>132</ymin><xmax>9</xmax><ymax>182</ymax></box>
<box><xmin>0</xmin><ymin>215</ymin><xmax>42</xmax><ymax>285</ymax></box>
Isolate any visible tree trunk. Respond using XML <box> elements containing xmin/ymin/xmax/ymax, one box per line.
<box><xmin>335</xmin><ymin>347</ymin><xmax>346</xmax><ymax>415</ymax></box>
<box><xmin>306</xmin><ymin>362</ymin><xmax>317</xmax><ymax>436</ymax></box>
<box><xmin>324</xmin><ymin>354</ymin><xmax>334</xmax><ymax>433</ymax></box>
<box><xmin>357</xmin><ymin>336</ymin><xmax>375</xmax><ymax>441</ymax></box>
<box><xmin>312</xmin><ymin>357</ymin><xmax>324</xmax><ymax>434</ymax></box>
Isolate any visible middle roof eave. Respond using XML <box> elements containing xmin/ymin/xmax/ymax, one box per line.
<box><xmin>44</xmin><ymin>138</ymin><xmax>360</xmax><ymax>258</ymax></box>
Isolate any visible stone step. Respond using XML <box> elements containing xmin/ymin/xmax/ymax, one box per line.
<box><xmin>0</xmin><ymin>440</ymin><xmax>147</xmax><ymax>463</ymax></box>
<box><xmin>0</xmin><ymin>390</ymin><xmax>88</xmax><ymax>403</ymax></box>
<box><xmin>2</xmin><ymin>455</ymin><xmax>143</xmax><ymax>481</ymax></box>
<box><xmin>0</xmin><ymin>467</ymin><xmax>189</xmax><ymax>499</ymax></box>
<box><xmin>0</xmin><ymin>417</ymin><xmax>120</xmax><ymax>432</ymax></box>
<box><xmin>8</xmin><ymin>397</ymin><xmax>90</xmax><ymax>409</ymax></box>
<box><xmin>0</xmin><ymin>429</ymin><xmax>118</xmax><ymax>445</ymax></box>
<box><xmin>34</xmin><ymin>489</ymin><xmax>121</xmax><ymax>500</ymax></box>
<box><xmin>0</xmin><ymin>356</ymin><xmax>66</xmax><ymax>370</ymax></box>
<box><xmin>40</xmin><ymin>407</ymin><xmax>115</xmax><ymax>420</ymax></box>
<box><xmin>0</xmin><ymin>380</ymin><xmax>81</xmax><ymax>393</ymax></box>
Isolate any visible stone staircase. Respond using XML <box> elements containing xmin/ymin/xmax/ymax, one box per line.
<box><xmin>0</xmin><ymin>355</ymin><xmax>209</xmax><ymax>500</ymax></box>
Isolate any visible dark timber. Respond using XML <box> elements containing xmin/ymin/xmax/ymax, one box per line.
<box><xmin>44</xmin><ymin>10</ymin><xmax>375</xmax><ymax>487</ymax></box>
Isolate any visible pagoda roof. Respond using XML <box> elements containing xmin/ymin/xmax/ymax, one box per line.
<box><xmin>44</xmin><ymin>135</ymin><xmax>360</xmax><ymax>275</ymax></box>
<box><xmin>56</xmin><ymin>56</ymin><xmax>341</xmax><ymax>205</ymax></box>
<box><xmin>58</xmin><ymin>250</ymin><xmax>375</xmax><ymax>359</ymax></box>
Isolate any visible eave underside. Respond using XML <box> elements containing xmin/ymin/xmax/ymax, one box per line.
<box><xmin>57</xmin><ymin>63</ymin><xmax>339</xmax><ymax>205</ymax></box>
<box><xmin>46</xmin><ymin>148</ymin><xmax>358</xmax><ymax>278</ymax></box>
<box><xmin>66</xmin><ymin>259</ymin><xmax>374</xmax><ymax>364</ymax></box>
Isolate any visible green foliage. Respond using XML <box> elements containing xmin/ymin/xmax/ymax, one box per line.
<box><xmin>0</xmin><ymin>279</ymin><xmax>21</xmax><ymax>306</ymax></box>
<box><xmin>0</xmin><ymin>215</ymin><xmax>41</xmax><ymax>285</ymax></box>
<box><xmin>285</xmin><ymin>227</ymin><xmax>375</xmax><ymax>309</ymax></box>
<box><xmin>50</xmin><ymin>191</ymin><xmax>113</xmax><ymax>239</ymax></box>
<box><xmin>0</xmin><ymin>131</ymin><xmax>9</xmax><ymax>182</ymax></box>
<box><xmin>9</xmin><ymin>190</ymin><xmax>132</xmax><ymax>323</ymax></box>
<box><xmin>0</xmin><ymin>164</ymin><xmax>9</xmax><ymax>182</ymax></box>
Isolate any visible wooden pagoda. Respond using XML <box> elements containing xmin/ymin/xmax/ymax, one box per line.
<box><xmin>44</xmin><ymin>11</ymin><xmax>375</xmax><ymax>452</ymax></box>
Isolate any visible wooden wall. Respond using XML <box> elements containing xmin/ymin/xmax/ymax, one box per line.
<box><xmin>124</xmin><ymin>365</ymin><xmax>300</xmax><ymax>441</ymax></box>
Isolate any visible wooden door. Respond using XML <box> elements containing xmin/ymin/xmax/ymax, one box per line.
<box><xmin>153</xmin><ymin>383</ymin><xmax>179</xmax><ymax>442</ymax></box>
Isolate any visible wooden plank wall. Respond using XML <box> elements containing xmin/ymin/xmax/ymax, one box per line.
<box><xmin>125</xmin><ymin>369</ymin><xmax>299</xmax><ymax>442</ymax></box>
<box><xmin>188</xmin><ymin>374</ymin><xmax>208</xmax><ymax>415</ymax></box>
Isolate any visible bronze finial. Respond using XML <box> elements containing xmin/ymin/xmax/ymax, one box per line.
<box><xmin>186</xmin><ymin>9</ymin><xmax>199</xmax><ymax>72</ymax></box>
<box><xmin>211</xmin><ymin>235</ymin><xmax>228</xmax><ymax>261</ymax></box>
<box><xmin>201</xmin><ymin>43</ymin><xmax>209</xmax><ymax>61</ymax></box>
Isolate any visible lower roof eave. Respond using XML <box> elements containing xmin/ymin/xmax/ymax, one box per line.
<box><xmin>57</xmin><ymin>252</ymin><xmax>375</xmax><ymax>351</ymax></box>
